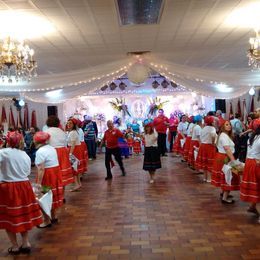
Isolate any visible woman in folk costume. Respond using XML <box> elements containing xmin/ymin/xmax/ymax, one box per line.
<box><xmin>188</xmin><ymin>115</ymin><xmax>202</xmax><ymax>169</ymax></box>
<box><xmin>211</xmin><ymin>121</ymin><xmax>239</xmax><ymax>204</ymax></box>
<box><xmin>143</xmin><ymin>123</ymin><xmax>161</xmax><ymax>183</ymax></box>
<box><xmin>45</xmin><ymin>116</ymin><xmax>73</xmax><ymax>198</ymax></box>
<box><xmin>0</xmin><ymin>132</ymin><xmax>42</xmax><ymax>255</ymax></box>
<box><xmin>240</xmin><ymin>124</ymin><xmax>260</xmax><ymax>223</ymax></box>
<box><xmin>67</xmin><ymin>118</ymin><xmax>85</xmax><ymax>191</ymax></box>
<box><xmin>34</xmin><ymin>131</ymin><xmax>63</xmax><ymax>227</ymax></box>
<box><xmin>182</xmin><ymin>116</ymin><xmax>194</xmax><ymax>162</ymax></box>
<box><xmin>76</xmin><ymin>119</ymin><xmax>88</xmax><ymax>172</ymax></box>
<box><xmin>173</xmin><ymin>115</ymin><xmax>189</xmax><ymax>155</ymax></box>
<box><xmin>195</xmin><ymin>116</ymin><xmax>217</xmax><ymax>182</ymax></box>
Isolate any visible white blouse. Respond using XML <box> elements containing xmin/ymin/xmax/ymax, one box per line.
<box><xmin>78</xmin><ymin>128</ymin><xmax>85</xmax><ymax>142</ymax></box>
<box><xmin>177</xmin><ymin>122</ymin><xmax>189</xmax><ymax>135</ymax></box>
<box><xmin>187</xmin><ymin>123</ymin><xmax>194</xmax><ymax>137</ymax></box>
<box><xmin>191</xmin><ymin>125</ymin><xmax>201</xmax><ymax>141</ymax></box>
<box><xmin>67</xmin><ymin>130</ymin><xmax>80</xmax><ymax>146</ymax></box>
<box><xmin>247</xmin><ymin>136</ymin><xmax>260</xmax><ymax>159</ymax></box>
<box><xmin>216</xmin><ymin>132</ymin><xmax>235</xmax><ymax>154</ymax></box>
<box><xmin>144</xmin><ymin>131</ymin><xmax>158</xmax><ymax>147</ymax></box>
<box><xmin>200</xmin><ymin>126</ymin><xmax>216</xmax><ymax>144</ymax></box>
<box><xmin>35</xmin><ymin>145</ymin><xmax>59</xmax><ymax>168</ymax></box>
<box><xmin>45</xmin><ymin>127</ymin><xmax>67</xmax><ymax>148</ymax></box>
<box><xmin>0</xmin><ymin>148</ymin><xmax>31</xmax><ymax>182</ymax></box>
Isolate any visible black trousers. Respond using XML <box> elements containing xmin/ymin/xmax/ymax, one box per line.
<box><xmin>169</xmin><ymin>131</ymin><xmax>177</xmax><ymax>152</ymax></box>
<box><xmin>105</xmin><ymin>147</ymin><xmax>125</xmax><ymax>177</ymax></box>
<box><xmin>157</xmin><ymin>133</ymin><xmax>167</xmax><ymax>156</ymax></box>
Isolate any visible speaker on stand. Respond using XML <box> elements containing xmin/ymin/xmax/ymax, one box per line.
<box><xmin>215</xmin><ymin>99</ymin><xmax>226</xmax><ymax>113</ymax></box>
<box><xmin>47</xmin><ymin>106</ymin><xmax>58</xmax><ymax>117</ymax></box>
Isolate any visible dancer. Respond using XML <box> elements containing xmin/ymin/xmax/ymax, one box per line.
<box><xmin>173</xmin><ymin>115</ymin><xmax>188</xmax><ymax>156</ymax></box>
<box><xmin>182</xmin><ymin>116</ymin><xmax>194</xmax><ymax>162</ymax></box>
<box><xmin>168</xmin><ymin>113</ymin><xmax>179</xmax><ymax>152</ymax></box>
<box><xmin>0</xmin><ymin>132</ymin><xmax>42</xmax><ymax>255</ymax></box>
<box><xmin>188</xmin><ymin>115</ymin><xmax>202</xmax><ymax>169</ymax></box>
<box><xmin>100</xmin><ymin>120</ymin><xmax>126</xmax><ymax>180</ymax></box>
<box><xmin>153</xmin><ymin>109</ymin><xmax>170</xmax><ymax>156</ymax></box>
<box><xmin>143</xmin><ymin>123</ymin><xmax>161</xmax><ymax>183</ymax></box>
<box><xmin>240</xmin><ymin>124</ymin><xmax>260</xmax><ymax>223</ymax></box>
<box><xmin>195</xmin><ymin>116</ymin><xmax>216</xmax><ymax>182</ymax></box>
<box><xmin>67</xmin><ymin>118</ymin><xmax>85</xmax><ymax>191</ymax></box>
<box><xmin>211</xmin><ymin>121</ymin><xmax>239</xmax><ymax>204</ymax></box>
<box><xmin>45</xmin><ymin>116</ymin><xmax>73</xmax><ymax>190</ymax></box>
<box><xmin>34</xmin><ymin>131</ymin><xmax>63</xmax><ymax>227</ymax></box>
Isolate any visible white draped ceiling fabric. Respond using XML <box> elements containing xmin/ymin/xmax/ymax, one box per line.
<box><xmin>1</xmin><ymin>55</ymin><xmax>258</xmax><ymax>103</ymax></box>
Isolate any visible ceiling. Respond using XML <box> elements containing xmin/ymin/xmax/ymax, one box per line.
<box><xmin>0</xmin><ymin>0</ymin><xmax>259</xmax><ymax>100</ymax></box>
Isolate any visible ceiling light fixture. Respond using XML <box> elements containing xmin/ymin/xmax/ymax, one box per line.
<box><xmin>0</xmin><ymin>37</ymin><xmax>37</xmax><ymax>83</ymax></box>
<box><xmin>248</xmin><ymin>29</ymin><xmax>260</xmax><ymax>69</ymax></box>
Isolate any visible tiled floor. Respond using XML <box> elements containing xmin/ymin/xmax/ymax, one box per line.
<box><xmin>1</xmin><ymin>154</ymin><xmax>260</xmax><ymax>259</ymax></box>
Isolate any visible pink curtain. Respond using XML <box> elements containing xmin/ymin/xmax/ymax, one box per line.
<box><xmin>16</xmin><ymin>110</ymin><xmax>23</xmax><ymax>128</ymax></box>
<box><xmin>242</xmin><ymin>99</ymin><xmax>247</xmax><ymax>124</ymax></box>
<box><xmin>237</xmin><ymin>99</ymin><xmax>241</xmax><ymax>116</ymax></box>
<box><xmin>1</xmin><ymin>105</ymin><xmax>7</xmax><ymax>124</ymax></box>
<box><xmin>31</xmin><ymin>110</ymin><xmax>37</xmax><ymax>128</ymax></box>
<box><xmin>250</xmin><ymin>96</ymin><xmax>255</xmax><ymax>112</ymax></box>
<box><xmin>229</xmin><ymin>102</ymin><xmax>233</xmax><ymax>119</ymax></box>
<box><xmin>23</xmin><ymin>104</ymin><xmax>29</xmax><ymax>130</ymax></box>
<box><xmin>8</xmin><ymin>107</ymin><xmax>16</xmax><ymax>128</ymax></box>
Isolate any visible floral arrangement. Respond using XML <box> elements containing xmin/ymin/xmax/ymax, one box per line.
<box><xmin>94</xmin><ymin>113</ymin><xmax>106</xmax><ymax>122</ymax></box>
<box><xmin>148</xmin><ymin>97</ymin><xmax>169</xmax><ymax>115</ymax></box>
<box><xmin>109</xmin><ymin>98</ymin><xmax>131</xmax><ymax>117</ymax></box>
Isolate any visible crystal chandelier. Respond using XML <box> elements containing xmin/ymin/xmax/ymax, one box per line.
<box><xmin>0</xmin><ymin>37</ymin><xmax>37</xmax><ymax>83</ymax></box>
<box><xmin>248</xmin><ymin>30</ymin><xmax>260</xmax><ymax>69</ymax></box>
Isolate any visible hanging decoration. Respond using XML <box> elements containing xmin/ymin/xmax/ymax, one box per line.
<box><xmin>23</xmin><ymin>104</ymin><xmax>29</xmax><ymax>130</ymax></box>
<box><xmin>31</xmin><ymin>110</ymin><xmax>37</xmax><ymax>128</ymax></box>
<box><xmin>109</xmin><ymin>98</ymin><xmax>131</xmax><ymax>117</ymax></box>
<box><xmin>148</xmin><ymin>97</ymin><xmax>169</xmax><ymax>115</ymax></box>
<box><xmin>127</xmin><ymin>62</ymin><xmax>150</xmax><ymax>84</ymax></box>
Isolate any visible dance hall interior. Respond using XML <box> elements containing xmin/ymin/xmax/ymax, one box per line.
<box><xmin>0</xmin><ymin>0</ymin><xmax>260</xmax><ymax>259</ymax></box>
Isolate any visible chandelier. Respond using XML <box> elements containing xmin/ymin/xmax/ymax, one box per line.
<box><xmin>0</xmin><ymin>37</ymin><xmax>37</xmax><ymax>83</ymax></box>
<box><xmin>248</xmin><ymin>30</ymin><xmax>260</xmax><ymax>69</ymax></box>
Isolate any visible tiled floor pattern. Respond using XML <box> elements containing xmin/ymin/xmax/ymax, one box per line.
<box><xmin>0</xmin><ymin>154</ymin><xmax>260</xmax><ymax>259</ymax></box>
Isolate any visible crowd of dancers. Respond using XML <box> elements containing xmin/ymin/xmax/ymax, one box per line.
<box><xmin>0</xmin><ymin>107</ymin><xmax>259</xmax><ymax>255</ymax></box>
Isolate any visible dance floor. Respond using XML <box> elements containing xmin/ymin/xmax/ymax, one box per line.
<box><xmin>0</xmin><ymin>154</ymin><xmax>260</xmax><ymax>259</ymax></box>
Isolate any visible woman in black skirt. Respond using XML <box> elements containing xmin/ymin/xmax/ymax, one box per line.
<box><xmin>143</xmin><ymin>123</ymin><xmax>161</xmax><ymax>183</ymax></box>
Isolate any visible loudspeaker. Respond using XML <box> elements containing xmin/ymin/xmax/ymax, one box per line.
<box><xmin>47</xmin><ymin>106</ymin><xmax>58</xmax><ymax>117</ymax></box>
<box><xmin>215</xmin><ymin>99</ymin><xmax>226</xmax><ymax>113</ymax></box>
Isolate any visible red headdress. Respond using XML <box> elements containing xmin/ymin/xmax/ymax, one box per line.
<box><xmin>33</xmin><ymin>131</ymin><xmax>50</xmax><ymax>144</ymax></box>
<box><xmin>6</xmin><ymin>132</ymin><xmax>23</xmax><ymax>148</ymax></box>
<box><xmin>204</xmin><ymin>116</ymin><xmax>214</xmax><ymax>126</ymax></box>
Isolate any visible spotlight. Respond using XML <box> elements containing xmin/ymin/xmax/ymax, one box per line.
<box><xmin>101</xmin><ymin>85</ymin><xmax>108</xmax><ymax>91</ymax></box>
<box><xmin>152</xmin><ymin>80</ymin><xmax>159</xmax><ymax>89</ymax></box>
<box><xmin>249</xmin><ymin>87</ymin><xmax>255</xmax><ymax>95</ymax></box>
<box><xmin>109</xmin><ymin>82</ymin><xmax>117</xmax><ymax>90</ymax></box>
<box><xmin>161</xmin><ymin>79</ymin><xmax>169</xmax><ymax>88</ymax></box>
<box><xmin>18</xmin><ymin>99</ymin><xmax>25</xmax><ymax>106</ymax></box>
<box><xmin>170</xmin><ymin>81</ymin><xmax>178</xmax><ymax>88</ymax></box>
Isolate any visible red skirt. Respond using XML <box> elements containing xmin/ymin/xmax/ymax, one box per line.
<box><xmin>173</xmin><ymin>133</ymin><xmax>185</xmax><ymax>154</ymax></box>
<box><xmin>187</xmin><ymin>140</ymin><xmax>200</xmax><ymax>167</ymax></box>
<box><xmin>69</xmin><ymin>145</ymin><xmax>86</xmax><ymax>175</ymax></box>
<box><xmin>195</xmin><ymin>143</ymin><xmax>216</xmax><ymax>172</ymax></box>
<box><xmin>133</xmin><ymin>141</ymin><xmax>141</xmax><ymax>153</ymax></box>
<box><xmin>240</xmin><ymin>159</ymin><xmax>260</xmax><ymax>203</ymax></box>
<box><xmin>183</xmin><ymin>136</ymin><xmax>192</xmax><ymax>161</ymax></box>
<box><xmin>80</xmin><ymin>141</ymin><xmax>88</xmax><ymax>173</ymax></box>
<box><xmin>55</xmin><ymin>147</ymin><xmax>74</xmax><ymax>186</ymax></box>
<box><xmin>42</xmin><ymin>166</ymin><xmax>63</xmax><ymax>209</ymax></box>
<box><xmin>0</xmin><ymin>181</ymin><xmax>43</xmax><ymax>233</ymax></box>
<box><xmin>127</xmin><ymin>138</ymin><xmax>133</xmax><ymax>148</ymax></box>
<box><xmin>211</xmin><ymin>153</ymin><xmax>240</xmax><ymax>191</ymax></box>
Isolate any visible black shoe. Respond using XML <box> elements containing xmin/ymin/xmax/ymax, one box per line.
<box><xmin>220</xmin><ymin>193</ymin><xmax>233</xmax><ymax>199</ymax></box>
<box><xmin>51</xmin><ymin>218</ymin><xmax>58</xmax><ymax>224</ymax></box>
<box><xmin>105</xmin><ymin>176</ymin><xmax>112</xmax><ymax>180</ymax></box>
<box><xmin>221</xmin><ymin>199</ymin><xmax>235</xmax><ymax>204</ymax></box>
<box><xmin>122</xmin><ymin>171</ymin><xmax>126</xmax><ymax>176</ymax></box>
<box><xmin>37</xmin><ymin>223</ymin><xmax>52</xmax><ymax>228</ymax></box>
<box><xmin>8</xmin><ymin>247</ymin><xmax>20</xmax><ymax>255</ymax></box>
<box><xmin>19</xmin><ymin>246</ymin><xmax>31</xmax><ymax>254</ymax></box>
<box><xmin>162</xmin><ymin>154</ymin><xmax>168</xmax><ymax>157</ymax></box>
